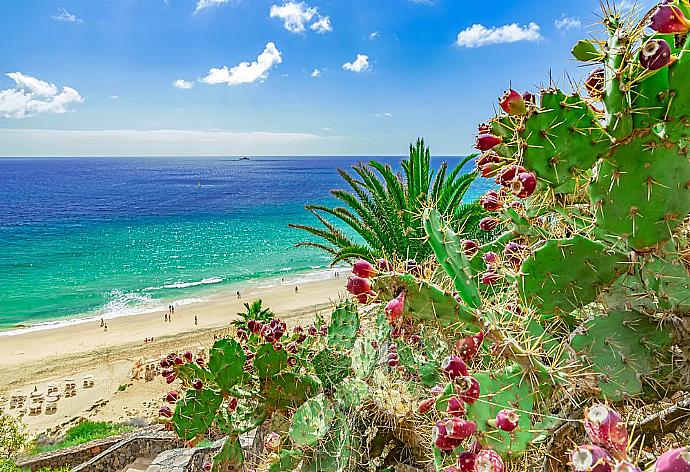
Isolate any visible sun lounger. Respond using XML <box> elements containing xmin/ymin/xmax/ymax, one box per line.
<box><xmin>28</xmin><ymin>402</ymin><xmax>42</xmax><ymax>415</ymax></box>
<box><xmin>83</xmin><ymin>376</ymin><xmax>94</xmax><ymax>388</ymax></box>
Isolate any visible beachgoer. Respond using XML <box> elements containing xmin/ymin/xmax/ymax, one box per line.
<box><xmin>100</xmin><ymin>318</ymin><xmax>104</xmax><ymax>327</ymax></box>
<box><xmin>165</xmin><ymin>313</ymin><xmax>168</xmax><ymax>323</ymax></box>
<box><xmin>194</xmin><ymin>316</ymin><xmax>198</xmax><ymax>326</ymax></box>
<box><xmin>172</xmin><ymin>305</ymin><xmax>175</xmax><ymax>314</ymax></box>
<box><xmin>236</xmin><ymin>290</ymin><xmax>241</xmax><ymax>299</ymax></box>
<box><xmin>104</xmin><ymin>323</ymin><xmax>108</xmax><ymax>332</ymax></box>
<box><xmin>295</xmin><ymin>286</ymin><xmax>299</xmax><ymax>294</ymax></box>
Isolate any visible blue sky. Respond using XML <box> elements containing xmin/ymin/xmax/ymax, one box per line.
<box><xmin>0</xmin><ymin>0</ymin><xmax>652</xmax><ymax>156</ymax></box>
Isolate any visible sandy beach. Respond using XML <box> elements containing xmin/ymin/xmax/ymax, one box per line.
<box><xmin>0</xmin><ymin>277</ymin><xmax>346</xmax><ymax>435</ymax></box>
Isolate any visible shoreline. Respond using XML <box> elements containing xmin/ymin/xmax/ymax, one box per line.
<box><xmin>0</xmin><ymin>266</ymin><xmax>349</xmax><ymax>337</ymax></box>
<box><xmin>0</xmin><ymin>275</ymin><xmax>346</xmax><ymax>434</ymax></box>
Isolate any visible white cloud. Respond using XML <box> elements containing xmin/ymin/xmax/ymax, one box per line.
<box><xmin>195</xmin><ymin>0</ymin><xmax>231</xmax><ymax>14</ymax></box>
<box><xmin>343</xmin><ymin>54</ymin><xmax>371</xmax><ymax>73</ymax></box>
<box><xmin>270</xmin><ymin>1</ymin><xmax>332</xmax><ymax>34</ymax></box>
<box><xmin>52</xmin><ymin>7</ymin><xmax>82</xmax><ymax>24</ymax></box>
<box><xmin>0</xmin><ymin>72</ymin><xmax>83</xmax><ymax>119</ymax></box>
<box><xmin>555</xmin><ymin>15</ymin><xmax>581</xmax><ymax>31</ymax></box>
<box><xmin>456</xmin><ymin>22</ymin><xmax>543</xmax><ymax>48</ymax></box>
<box><xmin>310</xmin><ymin>68</ymin><xmax>321</xmax><ymax>77</ymax></box>
<box><xmin>200</xmin><ymin>42</ymin><xmax>282</xmax><ymax>86</ymax></box>
<box><xmin>172</xmin><ymin>79</ymin><xmax>195</xmax><ymax>89</ymax></box>
<box><xmin>310</xmin><ymin>15</ymin><xmax>332</xmax><ymax>33</ymax></box>
<box><xmin>110</xmin><ymin>95</ymin><xmax>119</xmax><ymax>99</ymax></box>
<box><xmin>375</xmin><ymin>112</ymin><xmax>393</xmax><ymax>117</ymax></box>
<box><xmin>369</xmin><ymin>31</ymin><xmax>380</xmax><ymax>40</ymax></box>
<box><xmin>410</xmin><ymin>0</ymin><xmax>433</xmax><ymax>4</ymax></box>
<box><xmin>321</xmin><ymin>127</ymin><xmax>332</xmax><ymax>131</ymax></box>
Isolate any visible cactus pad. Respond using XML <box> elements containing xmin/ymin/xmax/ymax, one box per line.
<box><xmin>211</xmin><ymin>436</ymin><xmax>244</xmax><ymax>472</ymax></box>
<box><xmin>351</xmin><ymin>332</ymin><xmax>378</xmax><ymax>379</ymax></box>
<box><xmin>268</xmin><ymin>449</ymin><xmax>303</xmax><ymax>472</ymax></box>
<box><xmin>641</xmin><ymin>256</ymin><xmax>690</xmax><ymax>313</ymax></box>
<box><xmin>374</xmin><ymin>273</ymin><xmax>475</xmax><ymax>327</ymax></box>
<box><xmin>264</xmin><ymin>373</ymin><xmax>321</xmax><ymax>409</ymax></box>
<box><xmin>465</xmin><ymin>364</ymin><xmax>544</xmax><ymax>457</ymax></box>
<box><xmin>289</xmin><ymin>393</ymin><xmax>336</xmax><ymax>447</ymax></box>
<box><xmin>520</xmin><ymin>90</ymin><xmax>609</xmax><ymax>193</ymax></box>
<box><xmin>172</xmin><ymin>388</ymin><xmax>223</xmax><ymax>441</ymax></box>
<box><xmin>327</xmin><ymin>301</ymin><xmax>360</xmax><ymax>350</ymax></box>
<box><xmin>519</xmin><ymin>236</ymin><xmax>627</xmax><ymax>319</ymax></box>
<box><xmin>333</xmin><ymin>378</ymin><xmax>369</xmax><ymax>410</ymax></box>
<box><xmin>208</xmin><ymin>338</ymin><xmax>246</xmax><ymax>392</ymax></box>
<box><xmin>254</xmin><ymin>343</ymin><xmax>289</xmax><ymax>377</ymax></box>
<box><xmin>312</xmin><ymin>348</ymin><xmax>352</xmax><ymax>389</ymax></box>
<box><xmin>300</xmin><ymin>413</ymin><xmax>351</xmax><ymax>472</ymax></box>
<box><xmin>570</xmin><ymin>310</ymin><xmax>672</xmax><ymax>401</ymax></box>
<box><xmin>588</xmin><ymin>134</ymin><xmax>690</xmax><ymax>251</ymax></box>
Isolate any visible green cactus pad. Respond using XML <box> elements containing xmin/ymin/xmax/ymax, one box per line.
<box><xmin>641</xmin><ymin>256</ymin><xmax>690</xmax><ymax>313</ymax></box>
<box><xmin>520</xmin><ymin>89</ymin><xmax>609</xmax><ymax>193</ymax></box>
<box><xmin>264</xmin><ymin>373</ymin><xmax>321</xmax><ymax>409</ymax></box>
<box><xmin>351</xmin><ymin>332</ymin><xmax>378</xmax><ymax>379</ymax></box>
<box><xmin>211</xmin><ymin>436</ymin><xmax>243</xmax><ymax>472</ymax></box>
<box><xmin>218</xmin><ymin>401</ymin><xmax>268</xmax><ymax>435</ymax></box>
<box><xmin>423</xmin><ymin>208</ymin><xmax>481</xmax><ymax>308</ymax></box>
<box><xmin>570</xmin><ymin>310</ymin><xmax>672</xmax><ymax>401</ymax></box>
<box><xmin>172</xmin><ymin>388</ymin><xmax>223</xmax><ymax>441</ymax></box>
<box><xmin>588</xmin><ymin>135</ymin><xmax>690</xmax><ymax>251</ymax></box>
<box><xmin>312</xmin><ymin>348</ymin><xmax>352</xmax><ymax>389</ymax></box>
<box><xmin>208</xmin><ymin>338</ymin><xmax>246</xmax><ymax>392</ymax></box>
<box><xmin>333</xmin><ymin>378</ymin><xmax>369</xmax><ymax>410</ymax></box>
<box><xmin>253</xmin><ymin>343</ymin><xmax>289</xmax><ymax>377</ymax></box>
<box><xmin>519</xmin><ymin>236</ymin><xmax>627</xmax><ymax>319</ymax></box>
<box><xmin>373</xmin><ymin>273</ymin><xmax>476</xmax><ymax>328</ymax></box>
<box><xmin>268</xmin><ymin>449</ymin><xmax>303</xmax><ymax>472</ymax></box>
<box><xmin>465</xmin><ymin>364</ymin><xmax>543</xmax><ymax>456</ymax></box>
<box><xmin>571</xmin><ymin>39</ymin><xmax>603</xmax><ymax>62</ymax></box>
<box><xmin>327</xmin><ymin>301</ymin><xmax>360</xmax><ymax>350</ymax></box>
<box><xmin>300</xmin><ymin>413</ymin><xmax>351</xmax><ymax>472</ymax></box>
<box><xmin>289</xmin><ymin>393</ymin><xmax>336</xmax><ymax>447</ymax></box>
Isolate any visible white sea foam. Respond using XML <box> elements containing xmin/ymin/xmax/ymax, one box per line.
<box><xmin>162</xmin><ymin>277</ymin><xmax>224</xmax><ymax>289</ymax></box>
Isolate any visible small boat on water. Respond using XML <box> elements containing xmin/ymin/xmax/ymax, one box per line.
<box><xmin>239</xmin><ymin>156</ymin><xmax>251</xmax><ymax>161</ymax></box>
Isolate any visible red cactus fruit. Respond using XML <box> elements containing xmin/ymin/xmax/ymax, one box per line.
<box><xmin>247</xmin><ymin>319</ymin><xmax>259</xmax><ymax>333</ymax></box>
<box><xmin>236</xmin><ymin>329</ymin><xmax>248</xmax><ymax>341</ymax></box>
<box><xmin>165</xmin><ymin>374</ymin><xmax>177</xmax><ymax>384</ymax></box>
<box><xmin>481</xmin><ymin>163</ymin><xmax>501</xmax><ymax>178</ymax></box>
<box><xmin>430</xmin><ymin>384</ymin><xmax>444</xmax><ymax>397</ymax></box>
<box><xmin>511</xmin><ymin>171</ymin><xmax>537</xmax><ymax>198</ymax></box>
<box><xmin>649</xmin><ymin>3</ymin><xmax>690</xmax><ymax>33</ymax></box>
<box><xmin>308</xmin><ymin>325</ymin><xmax>317</xmax><ymax>336</ymax></box>
<box><xmin>454</xmin><ymin>376</ymin><xmax>480</xmax><ymax>404</ymax></box>
<box><xmin>480</xmin><ymin>191</ymin><xmax>503</xmax><ymax>211</ymax></box>
<box><xmin>476</xmin><ymin>151</ymin><xmax>501</xmax><ymax>168</ymax></box>
<box><xmin>160</xmin><ymin>358</ymin><xmax>171</xmax><ymax>368</ymax></box>
<box><xmin>387</xmin><ymin>357</ymin><xmax>400</xmax><ymax>367</ymax></box>
<box><xmin>503</xmin><ymin>242</ymin><xmax>524</xmax><ymax>264</ymax></box>
<box><xmin>264</xmin><ymin>432</ymin><xmax>281</xmax><ymax>452</ymax></box>
<box><xmin>376</xmin><ymin>258</ymin><xmax>393</xmax><ymax>271</ymax></box>
<box><xmin>479</xmin><ymin>217</ymin><xmax>499</xmax><ymax>232</ymax></box>
<box><xmin>584</xmin><ymin>404</ymin><xmax>628</xmax><ymax>454</ymax></box>
<box><xmin>356</xmin><ymin>293</ymin><xmax>369</xmax><ymax>304</ymax></box>
<box><xmin>287</xmin><ymin>356</ymin><xmax>297</xmax><ymax>367</ymax></box>
<box><xmin>228</xmin><ymin>397</ymin><xmax>238</xmax><ymax>411</ymax></box>
<box><xmin>385</xmin><ymin>292</ymin><xmax>406</xmax><ymax>322</ymax></box>
<box><xmin>442</xmin><ymin>355</ymin><xmax>469</xmax><ymax>379</ymax></box>
<box><xmin>509</xmin><ymin>200</ymin><xmax>523</xmax><ymax>210</ymax></box>
<box><xmin>347</xmin><ymin>276</ymin><xmax>373</xmax><ymax>296</ymax></box>
<box><xmin>463</xmin><ymin>239</ymin><xmax>480</xmax><ymax>257</ymax></box>
<box><xmin>481</xmin><ymin>271</ymin><xmax>501</xmax><ymax>285</ymax></box>
<box><xmin>418</xmin><ymin>397</ymin><xmax>436</xmax><ymax>414</ymax></box>
<box><xmin>655</xmin><ymin>447</ymin><xmax>690</xmax><ymax>472</ymax></box>
<box><xmin>571</xmin><ymin>445</ymin><xmax>613</xmax><ymax>472</ymax></box>
<box><xmin>432</xmin><ymin>420</ymin><xmax>463</xmax><ymax>451</ymax></box>
<box><xmin>409</xmin><ymin>333</ymin><xmax>421</xmax><ymax>344</ymax></box>
<box><xmin>173</xmin><ymin>356</ymin><xmax>184</xmax><ymax>366</ymax></box>
<box><xmin>445</xmin><ymin>417</ymin><xmax>477</xmax><ymax>440</ymax></box>
<box><xmin>391</xmin><ymin>327</ymin><xmax>402</xmax><ymax>339</ymax></box>
<box><xmin>612</xmin><ymin>461</ymin><xmax>642</xmax><ymax>472</ymax></box>
<box><xmin>483</xmin><ymin>252</ymin><xmax>499</xmax><ymax>266</ymax></box>
<box><xmin>468</xmin><ymin>440</ymin><xmax>483</xmax><ymax>454</ymax></box>
<box><xmin>192</xmin><ymin>378</ymin><xmax>203</xmax><ymax>390</ymax></box>
<box><xmin>478</xmin><ymin>122</ymin><xmax>492</xmax><ymax>134</ymax></box>
<box><xmin>640</xmin><ymin>39</ymin><xmax>672</xmax><ymax>71</ymax></box>
<box><xmin>585</xmin><ymin>68</ymin><xmax>605</xmax><ymax>99</ymax></box>
<box><xmin>161</xmin><ymin>368</ymin><xmax>174</xmax><ymax>378</ymax></box>
<box><xmin>497</xmin><ymin>164</ymin><xmax>527</xmax><ymax>187</ymax></box>
<box><xmin>446</xmin><ymin>395</ymin><xmax>466</xmax><ymax>417</ymax></box>
<box><xmin>165</xmin><ymin>390</ymin><xmax>180</xmax><ymax>404</ymax></box>
<box><xmin>319</xmin><ymin>326</ymin><xmax>327</xmax><ymax>336</ymax></box>
<box><xmin>286</xmin><ymin>342</ymin><xmax>298</xmax><ymax>354</ymax></box>
<box><xmin>456</xmin><ymin>452</ymin><xmax>477</xmax><ymax>472</ymax></box>
<box><xmin>159</xmin><ymin>405</ymin><xmax>173</xmax><ymax>418</ymax></box>
<box><xmin>195</xmin><ymin>357</ymin><xmax>205</xmax><ymax>367</ymax></box>
<box><xmin>522</xmin><ymin>91</ymin><xmax>536</xmax><ymax>105</ymax></box>
<box><xmin>475</xmin><ymin>134</ymin><xmax>503</xmax><ymax>151</ymax></box>
<box><xmin>352</xmin><ymin>259</ymin><xmax>377</xmax><ymax>278</ymax></box>
<box><xmin>495</xmin><ymin>409</ymin><xmax>520</xmax><ymax>432</ymax></box>
<box><xmin>293</xmin><ymin>325</ymin><xmax>304</xmax><ymax>333</ymax></box>
<box><xmin>475</xmin><ymin>449</ymin><xmax>505</xmax><ymax>472</ymax></box>
<box><xmin>183</xmin><ymin>351</ymin><xmax>193</xmax><ymax>362</ymax></box>
<box><xmin>273</xmin><ymin>342</ymin><xmax>283</xmax><ymax>351</ymax></box>
<box><xmin>499</xmin><ymin>89</ymin><xmax>527</xmax><ymax>115</ymax></box>
<box><xmin>454</xmin><ymin>331</ymin><xmax>484</xmax><ymax>361</ymax></box>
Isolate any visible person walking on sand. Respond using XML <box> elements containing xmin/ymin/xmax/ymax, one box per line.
<box><xmin>194</xmin><ymin>315</ymin><xmax>198</xmax><ymax>326</ymax></box>
<box><xmin>164</xmin><ymin>313</ymin><xmax>168</xmax><ymax>323</ymax></box>
<box><xmin>104</xmin><ymin>323</ymin><xmax>108</xmax><ymax>332</ymax></box>
<box><xmin>100</xmin><ymin>318</ymin><xmax>104</xmax><ymax>327</ymax></box>
<box><xmin>295</xmin><ymin>286</ymin><xmax>299</xmax><ymax>294</ymax></box>
<box><xmin>236</xmin><ymin>290</ymin><xmax>241</xmax><ymax>299</ymax></box>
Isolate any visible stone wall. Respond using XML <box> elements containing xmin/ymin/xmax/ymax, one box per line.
<box><xmin>73</xmin><ymin>426</ymin><xmax>179</xmax><ymax>472</ymax></box>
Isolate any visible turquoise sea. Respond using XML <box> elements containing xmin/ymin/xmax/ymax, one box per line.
<box><xmin>0</xmin><ymin>156</ymin><xmax>484</xmax><ymax>333</ymax></box>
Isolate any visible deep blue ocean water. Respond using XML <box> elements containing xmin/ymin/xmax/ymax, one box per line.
<box><xmin>0</xmin><ymin>156</ymin><xmax>484</xmax><ymax>330</ymax></box>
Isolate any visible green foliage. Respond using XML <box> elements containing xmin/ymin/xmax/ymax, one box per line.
<box><xmin>289</xmin><ymin>394</ymin><xmax>335</xmax><ymax>447</ymax></box>
<box><xmin>232</xmin><ymin>299</ymin><xmax>274</xmax><ymax>330</ymax></box>
<box><xmin>327</xmin><ymin>301</ymin><xmax>359</xmax><ymax>350</ymax></box>
<box><xmin>0</xmin><ymin>412</ymin><xmax>27</xmax><ymax>460</ymax></box>
<box><xmin>32</xmin><ymin>421</ymin><xmax>133</xmax><ymax>454</ymax></box>
<box><xmin>208</xmin><ymin>338</ymin><xmax>246</xmax><ymax>392</ymax></box>
<box><xmin>290</xmin><ymin>138</ymin><xmax>484</xmax><ymax>263</ymax></box>
<box><xmin>173</xmin><ymin>389</ymin><xmax>223</xmax><ymax>441</ymax></box>
<box><xmin>253</xmin><ymin>343</ymin><xmax>288</xmax><ymax>378</ymax></box>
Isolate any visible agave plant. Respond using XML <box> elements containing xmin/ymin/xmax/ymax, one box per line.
<box><xmin>290</xmin><ymin>138</ymin><xmax>486</xmax><ymax>264</ymax></box>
